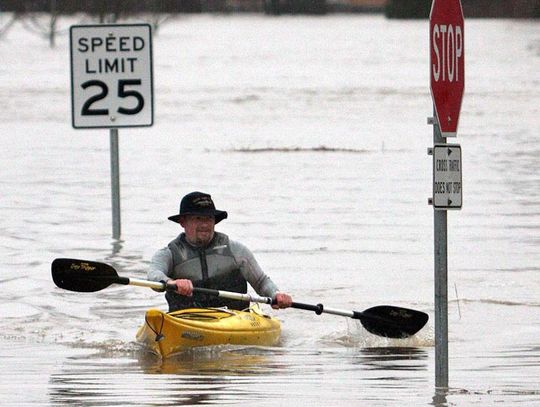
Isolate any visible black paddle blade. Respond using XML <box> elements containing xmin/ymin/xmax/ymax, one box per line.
<box><xmin>51</xmin><ymin>258</ymin><xmax>121</xmax><ymax>292</ymax></box>
<box><xmin>355</xmin><ymin>306</ymin><xmax>429</xmax><ymax>339</ymax></box>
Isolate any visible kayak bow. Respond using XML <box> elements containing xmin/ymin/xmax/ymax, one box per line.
<box><xmin>136</xmin><ymin>305</ymin><xmax>281</xmax><ymax>357</ymax></box>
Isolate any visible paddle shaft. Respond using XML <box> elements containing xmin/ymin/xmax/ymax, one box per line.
<box><xmin>122</xmin><ymin>278</ymin><xmax>361</xmax><ymax>319</ymax></box>
<box><xmin>192</xmin><ymin>287</ymin><xmax>362</xmax><ymax>320</ymax></box>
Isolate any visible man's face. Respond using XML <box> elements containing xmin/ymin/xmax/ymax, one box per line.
<box><xmin>180</xmin><ymin>215</ymin><xmax>216</xmax><ymax>246</ymax></box>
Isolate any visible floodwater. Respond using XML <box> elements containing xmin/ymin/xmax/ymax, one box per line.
<box><xmin>1</xmin><ymin>14</ymin><xmax>539</xmax><ymax>406</ymax></box>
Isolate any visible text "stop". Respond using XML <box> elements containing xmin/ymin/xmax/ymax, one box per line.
<box><xmin>432</xmin><ymin>24</ymin><xmax>463</xmax><ymax>83</ymax></box>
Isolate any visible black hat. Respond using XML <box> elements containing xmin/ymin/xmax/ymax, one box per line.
<box><xmin>168</xmin><ymin>192</ymin><xmax>228</xmax><ymax>224</ymax></box>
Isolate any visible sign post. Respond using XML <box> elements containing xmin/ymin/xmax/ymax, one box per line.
<box><xmin>429</xmin><ymin>0</ymin><xmax>464</xmax><ymax>389</ymax></box>
<box><xmin>70</xmin><ymin>24</ymin><xmax>154</xmax><ymax>239</ymax></box>
<box><xmin>110</xmin><ymin>128</ymin><xmax>121</xmax><ymax>239</ymax></box>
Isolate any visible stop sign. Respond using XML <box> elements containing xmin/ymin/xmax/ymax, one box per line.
<box><xmin>430</xmin><ymin>0</ymin><xmax>464</xmax><ymax>137</ymax></box>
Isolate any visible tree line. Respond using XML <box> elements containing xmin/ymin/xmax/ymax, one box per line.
<box><xmin>1</xmin><ymin>1</ymin><xmax>202</xmax><ymax>14</ymax></box>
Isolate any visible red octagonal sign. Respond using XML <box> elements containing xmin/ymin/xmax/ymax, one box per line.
<box><xmin>430</xmin><ymin>0</ymin><xmax>465</xmax><ymax>137</ymax></box>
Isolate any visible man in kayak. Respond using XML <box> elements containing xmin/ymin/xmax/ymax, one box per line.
<box><xmin>148</xmin><ymin>191</ymin><xmax>293</xmax><ymax>312</ymax></box>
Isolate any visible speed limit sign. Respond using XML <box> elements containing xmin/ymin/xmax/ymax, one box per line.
<box><xmin>70</xmin><ymin>24</ymin><xmax>153</xmax><ymax>128</ymax></box>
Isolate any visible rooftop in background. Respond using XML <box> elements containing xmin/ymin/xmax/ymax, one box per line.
<box><xmin>0</xmin><ymin>0</ymin><xmax>538</xmax><ymax>18</ymax></box>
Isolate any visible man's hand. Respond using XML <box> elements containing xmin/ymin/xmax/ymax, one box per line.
<box><xmin>167</xmin><ymin>279</ymin><xmax>193</xmax><ymax>296</ymax></box>
<box><xmin>272</xmin><ymin>292</ymin><xmax>293</xmax><ymax>309</ymax></box>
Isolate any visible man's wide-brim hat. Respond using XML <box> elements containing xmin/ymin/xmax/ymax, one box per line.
<box><xmin>168</xmin><ymin>191</ymin><xmax>228</xmax><ymax>224</ymax></box>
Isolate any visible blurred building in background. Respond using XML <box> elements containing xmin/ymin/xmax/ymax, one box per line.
<box><xmin>385</xmin><ymin>0</ymin><xmax>540</xmax><ymax>18</ymax></box>
<box><xmin>0</xmin><ymin>0</ymin><xmax>538</xmax><ymax>17</ymax></box>
<box><xmin>328</xmin><ymin>0</ymin><xmax>386</xmax><ymax>12</ymax></box>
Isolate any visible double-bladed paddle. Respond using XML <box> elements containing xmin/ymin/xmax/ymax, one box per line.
<box><xmin>51</xmin><ymin>258</ymin><xmax>428</xmax><ymax>339</ymax></box>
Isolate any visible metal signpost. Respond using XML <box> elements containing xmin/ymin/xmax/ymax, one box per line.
<box><xmin>428</xmin><ymin>0</ymin><xmax>464</xmax><ymax>389</ymax></box>
<box><xmin>70</xmin><ymin>24</ymin><xmax>154</xmax><ymax>239</ymax></box>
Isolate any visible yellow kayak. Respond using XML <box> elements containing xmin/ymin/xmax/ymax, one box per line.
<box><xmin>136</xmin><ymin>305</ymin><xmax>281</xmax><ymax>358</ymax></box>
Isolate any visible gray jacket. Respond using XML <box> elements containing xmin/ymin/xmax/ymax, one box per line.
<box><xmin>149</xmin><ymin>232</ymin><xmax>279</xmax><ymax>311</ymax></box>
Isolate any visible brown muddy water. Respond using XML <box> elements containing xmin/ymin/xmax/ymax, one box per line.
<box><xmin>0</xmin><ymin>14</ymin><xmax>539</xmax><ymax>406</ymax></box>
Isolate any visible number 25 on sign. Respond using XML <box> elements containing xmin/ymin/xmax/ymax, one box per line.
<box><xmin>79</xmin><ymin>79</ymin><xmax>144</xmax><ymax>117</ymax></box>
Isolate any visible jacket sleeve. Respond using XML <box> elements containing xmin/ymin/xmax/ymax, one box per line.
<box><xmin>229</xmin><ymin>239</ymin><xmax>279</xmax><ymax>298</ymax></box>
<box><xmin>148</xmin><ymin>247</ymin><xmax>173</xmax><ymax>282</ymax></box>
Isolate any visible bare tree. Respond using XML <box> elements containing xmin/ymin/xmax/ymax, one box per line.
<box><xmin>86</xmin><ymin>0</ymin><xmax>174</xmax><ymax>36</ymax></box>
<box><xmin>0</xmin><ymin>12</ymin><xmax>20</xmax><ymax>39</ymax></box>
<box><xmin>139</xmin><ymin>0</ymin><xmax>173</xmax><ymax>35</ymax></box>
<box><xmin>19</xmin><ymin>0</ymin><xmax>68</xmax><ymax>48</ymax></box>
<box><xmin>10</xmin><ymin>0</ymin><xmax>176</xmax><ymax>46</ymax></box>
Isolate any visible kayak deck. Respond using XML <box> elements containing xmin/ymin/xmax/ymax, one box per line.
<box><xmin>136</xmin><ymin>305</ymin><xmax>281</xmax><ymax>358</ymax></box>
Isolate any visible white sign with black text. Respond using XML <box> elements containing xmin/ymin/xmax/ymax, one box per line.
<box><xmin>70</xmin><ymin>24</ymin><xmax>153</xmax><ymax>128</ymax></box>
<box><xmin>433</xmin><ymin>144</ymin><xmax>462</xmax><ymax>209</ymax></box>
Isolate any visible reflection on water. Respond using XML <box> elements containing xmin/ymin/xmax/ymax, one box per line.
<box><xmin>137</xmin><ymin>346</ymin><xmax>278</xmax><ymax>375</ymax></box>
<box><xmin>48</xmin><ymin>345</ymin><xmax>431</xmax><ymax>406</ymax></box>
<box><xmin>358</xmin><ymin>347</ymin><xmax>428</xmax><ymax>371</ymax></box>
<box><xmin>110</xmin><ymin>239</ymin><xmax>124</xmax><ymax>257</ymax></box>
<box><xmin>431</xmin><ymin>388</ymin><xmax>449</xmax><ymax>407</ymax></box>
